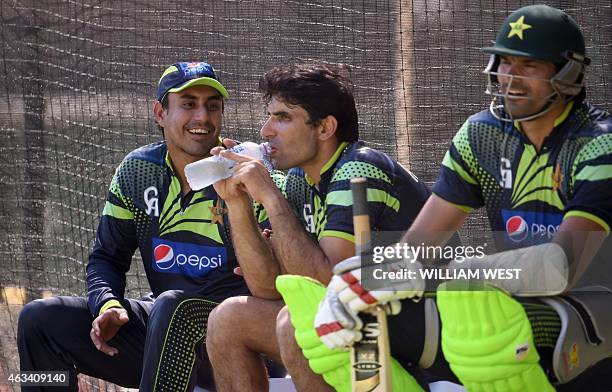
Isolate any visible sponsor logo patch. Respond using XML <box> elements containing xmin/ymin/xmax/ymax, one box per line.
<box><xmin>506</xmin><ymin>215</ymin><xmax>529</xmax><ymax>243</ymax></box>
<box><xmin>152</xmin><ymin>238</ymin><xmax>226</xmax><ymax>277</ymax></box>
<box><xmin>501</xmin><ymin>210</ymin><xmax>562</xmax><ymax>245</ymax></box>
<box><xmin>515</xmin><ymin>342</ymin><xmax>530</xmax><ymax>361</ymax></box>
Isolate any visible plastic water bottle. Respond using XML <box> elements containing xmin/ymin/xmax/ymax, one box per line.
<box><xmin>185</xmin><ymin>142</ymin><xmax>274</xmax><ymax>190</ymax></box>
<box><xmin>229</xmin><ymin>142</ymin><xmax>274</xmax><ymax>172</ymax></box>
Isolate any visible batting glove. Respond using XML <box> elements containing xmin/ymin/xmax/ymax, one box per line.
<box><xmin>314</xmin><ymin>251</ymin><xmax>424</xmax><ymax>350</ymax></box>
<box><xmin>330</xmin><ymin>253</ymin><xmax>425</xmax><ymax>316</ymax></box>
<box><xmin>314</xmin><ymin>285</ymin><xmax>362</xmax><ymax>350</ymax></box>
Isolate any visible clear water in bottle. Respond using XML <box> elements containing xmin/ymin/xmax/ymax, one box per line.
<box><xmin>185</xmin><ymin>142</ymin><xmax>275</xmax><ymax>190</ymax></box>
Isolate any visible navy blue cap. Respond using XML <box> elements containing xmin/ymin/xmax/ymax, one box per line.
<box><xmin>156</xmin><ymin>62</ymin><xmax>229</xmax><ymax>101</ymax></box>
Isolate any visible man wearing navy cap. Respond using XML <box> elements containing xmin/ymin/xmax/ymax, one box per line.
<box><xmin>17</xmin><ymin>62</ymin><xmax>257</xmax><ymax>391</ymax></box>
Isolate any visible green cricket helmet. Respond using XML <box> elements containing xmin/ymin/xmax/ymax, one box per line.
<box><xmin>482</xmin><ymin>5</ymin><xmax>590</xmax><ymax>121</ymax></box>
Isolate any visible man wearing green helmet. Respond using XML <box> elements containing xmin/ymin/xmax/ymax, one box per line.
<box><xmin>483</xmin><ymin>4</ymin><xmax>591</xmax><ymax>123</ymax></box>
<box><xmin>280</xmin><ymin>4</ymin><xmax>612</xmax><ymax>392</ymax></box>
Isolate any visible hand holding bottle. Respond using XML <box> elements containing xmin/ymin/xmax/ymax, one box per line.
<box><xmin>185</xmin><ymin>142</ymin><xmax>274</xmax><ymax>191</ymax></box>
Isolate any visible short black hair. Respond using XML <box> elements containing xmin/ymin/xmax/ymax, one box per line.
<box><xmin>156</xmin><ymin>94</ymin><xmax>170</xmax><ymax>135</ymax></box>
<box><xmin>160</xmin><ymin>93</ymin><xmax>170</xmax><ymax>110</ymax></box>
<box><xmin>259</xmin><ymin>64</ymin><xmax>358</xmax><ymax>142</ymax></box>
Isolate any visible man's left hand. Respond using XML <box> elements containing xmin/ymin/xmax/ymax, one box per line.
<box><xmin>329</xmin><ymin>254</ymin><xmax>424</xmax><ymax>314</ymax></box>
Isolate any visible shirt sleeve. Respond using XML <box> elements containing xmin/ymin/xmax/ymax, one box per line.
<box><xmin>431</xmin><ymin>120</ymin><xmax>485</xmax><ymax>213</ymax></box>
<box><xmin>322</xmin><ymin>161</ymin><xmax>396</xmax><ymax>243</ymax></box>
<box><xmin>564</xmin><ymin>133</ymin><xmax>612</xmax><ymax>233</ymax></box>
<box><xmin>86</xmin><ymin>163</ymin><xmax>137</xmax><ymax>317</ymax></box>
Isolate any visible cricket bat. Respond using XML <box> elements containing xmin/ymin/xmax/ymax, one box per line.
<box><xmin>350</xmin><ymin>177</ymin><xmax>391</xmax><ymax>391</ymax></box>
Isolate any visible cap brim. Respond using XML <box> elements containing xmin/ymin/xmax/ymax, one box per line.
<box><xmin>167</xmin><ymin>77</ymin><xmax>230</xmax><ymax>99</ymax></box>
<box><xmin>481</xmin><ymin>46</ymin><xmax>537</xmax><ymax>60</ymax></box>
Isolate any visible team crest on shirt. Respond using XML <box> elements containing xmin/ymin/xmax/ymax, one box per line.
<box><xmin>209</xmin><ymin>198</ymin><xmax>227</xmax><ymax>225</ymax></box>
<box><xmin>551</xmin><ymin>164</ymin><xmax>564</xmax><ymax>192</ymax></box>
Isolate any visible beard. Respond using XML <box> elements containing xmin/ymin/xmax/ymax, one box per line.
<box><xmin>501</xmin><ymin>87</ymin><xmax>559</xmax><ymax>120</ymax></box>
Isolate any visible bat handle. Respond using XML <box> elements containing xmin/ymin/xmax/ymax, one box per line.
<box><xmin>350</xmin><ymin>178</ymin><xmax>391</xmax><ymax>391</ymax></box>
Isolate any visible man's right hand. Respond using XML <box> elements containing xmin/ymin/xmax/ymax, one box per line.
<box><xmin>314</xmin><ymin>253</ymin><xmax>424</xmax><ymax>349</ymax></box>
<box><xmin>209</xmin><ymin>144</ymin><xmax>248</xmax><ymax>203</ymax></box>
<box><xmin>90</xmin><ymin>308</ymin><xmax>129</xmax><ymax>356</ymax></box>
<box><xmin>210</xmin><ymin>143</ymin><xmax>263</xmax><ymax>206</ymax></box>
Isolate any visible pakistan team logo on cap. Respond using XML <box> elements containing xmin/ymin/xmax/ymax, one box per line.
<box><xmin>507</xmin><ymin>15</ymin><xmax>532</xmax><ymax>40</ymax></box>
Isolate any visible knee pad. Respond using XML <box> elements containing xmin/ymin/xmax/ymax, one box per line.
<box><xmin>541</xmin><ymin>288</ymin><xmax>612</xmax><ymax>384</ymax></box>
<box><xmin>277</xmin><ymin>275</ymin><xmax>351</xmax><ymax>391</ymax></box>
<box><xmin>276</xmin><ymin>275</ymin><xmax>424</xmax><ymax>392</ymax></box>
<box><xmin>437</xmin><ymin>284</ymin><xmax>554</xmax><ymax>392</ymax></box>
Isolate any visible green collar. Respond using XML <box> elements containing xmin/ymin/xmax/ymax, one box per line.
<box><xmin>164</xmin><ymin>150</ymin><xmax>174</xmax><ymax>173</ymax></box>
<box><xmin>305</xmin><ymin>141</ymin><xmax>349</xmax><ymax>186</ymax></box>
<box><xmin>513</xmin><ymin>101</ymin><xmax>574</xmax><ymax>131</ymax></box>
<box><xmin>553</xmin><ymin>101</ymin><xmax>574</xmax><ymax>127</ymax></box>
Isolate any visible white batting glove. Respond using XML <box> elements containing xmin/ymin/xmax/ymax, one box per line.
<box><xmin>314</xmin><ymin>282</ymin><xmax>404</xmax><ymax>350</ymax></box>
<box><xmin>329</xmin><ymin>253</ymin><xmax>424</xmax><ymax>316</ymax></box>
<box><xmin>314</xmin><ymin>251</ymin><xmax>424</xmax><ymax>350</ymax></box>
<box><xmin>314</xmin><ymin>286</ymin><xmax>362</xmax><ymax>350</ymax></box>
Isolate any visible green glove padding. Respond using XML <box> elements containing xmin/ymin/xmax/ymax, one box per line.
<box><xmin>276</xmin><ymin>274</ymin><xmax>424</xmax><ymax>392</ymax></box>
